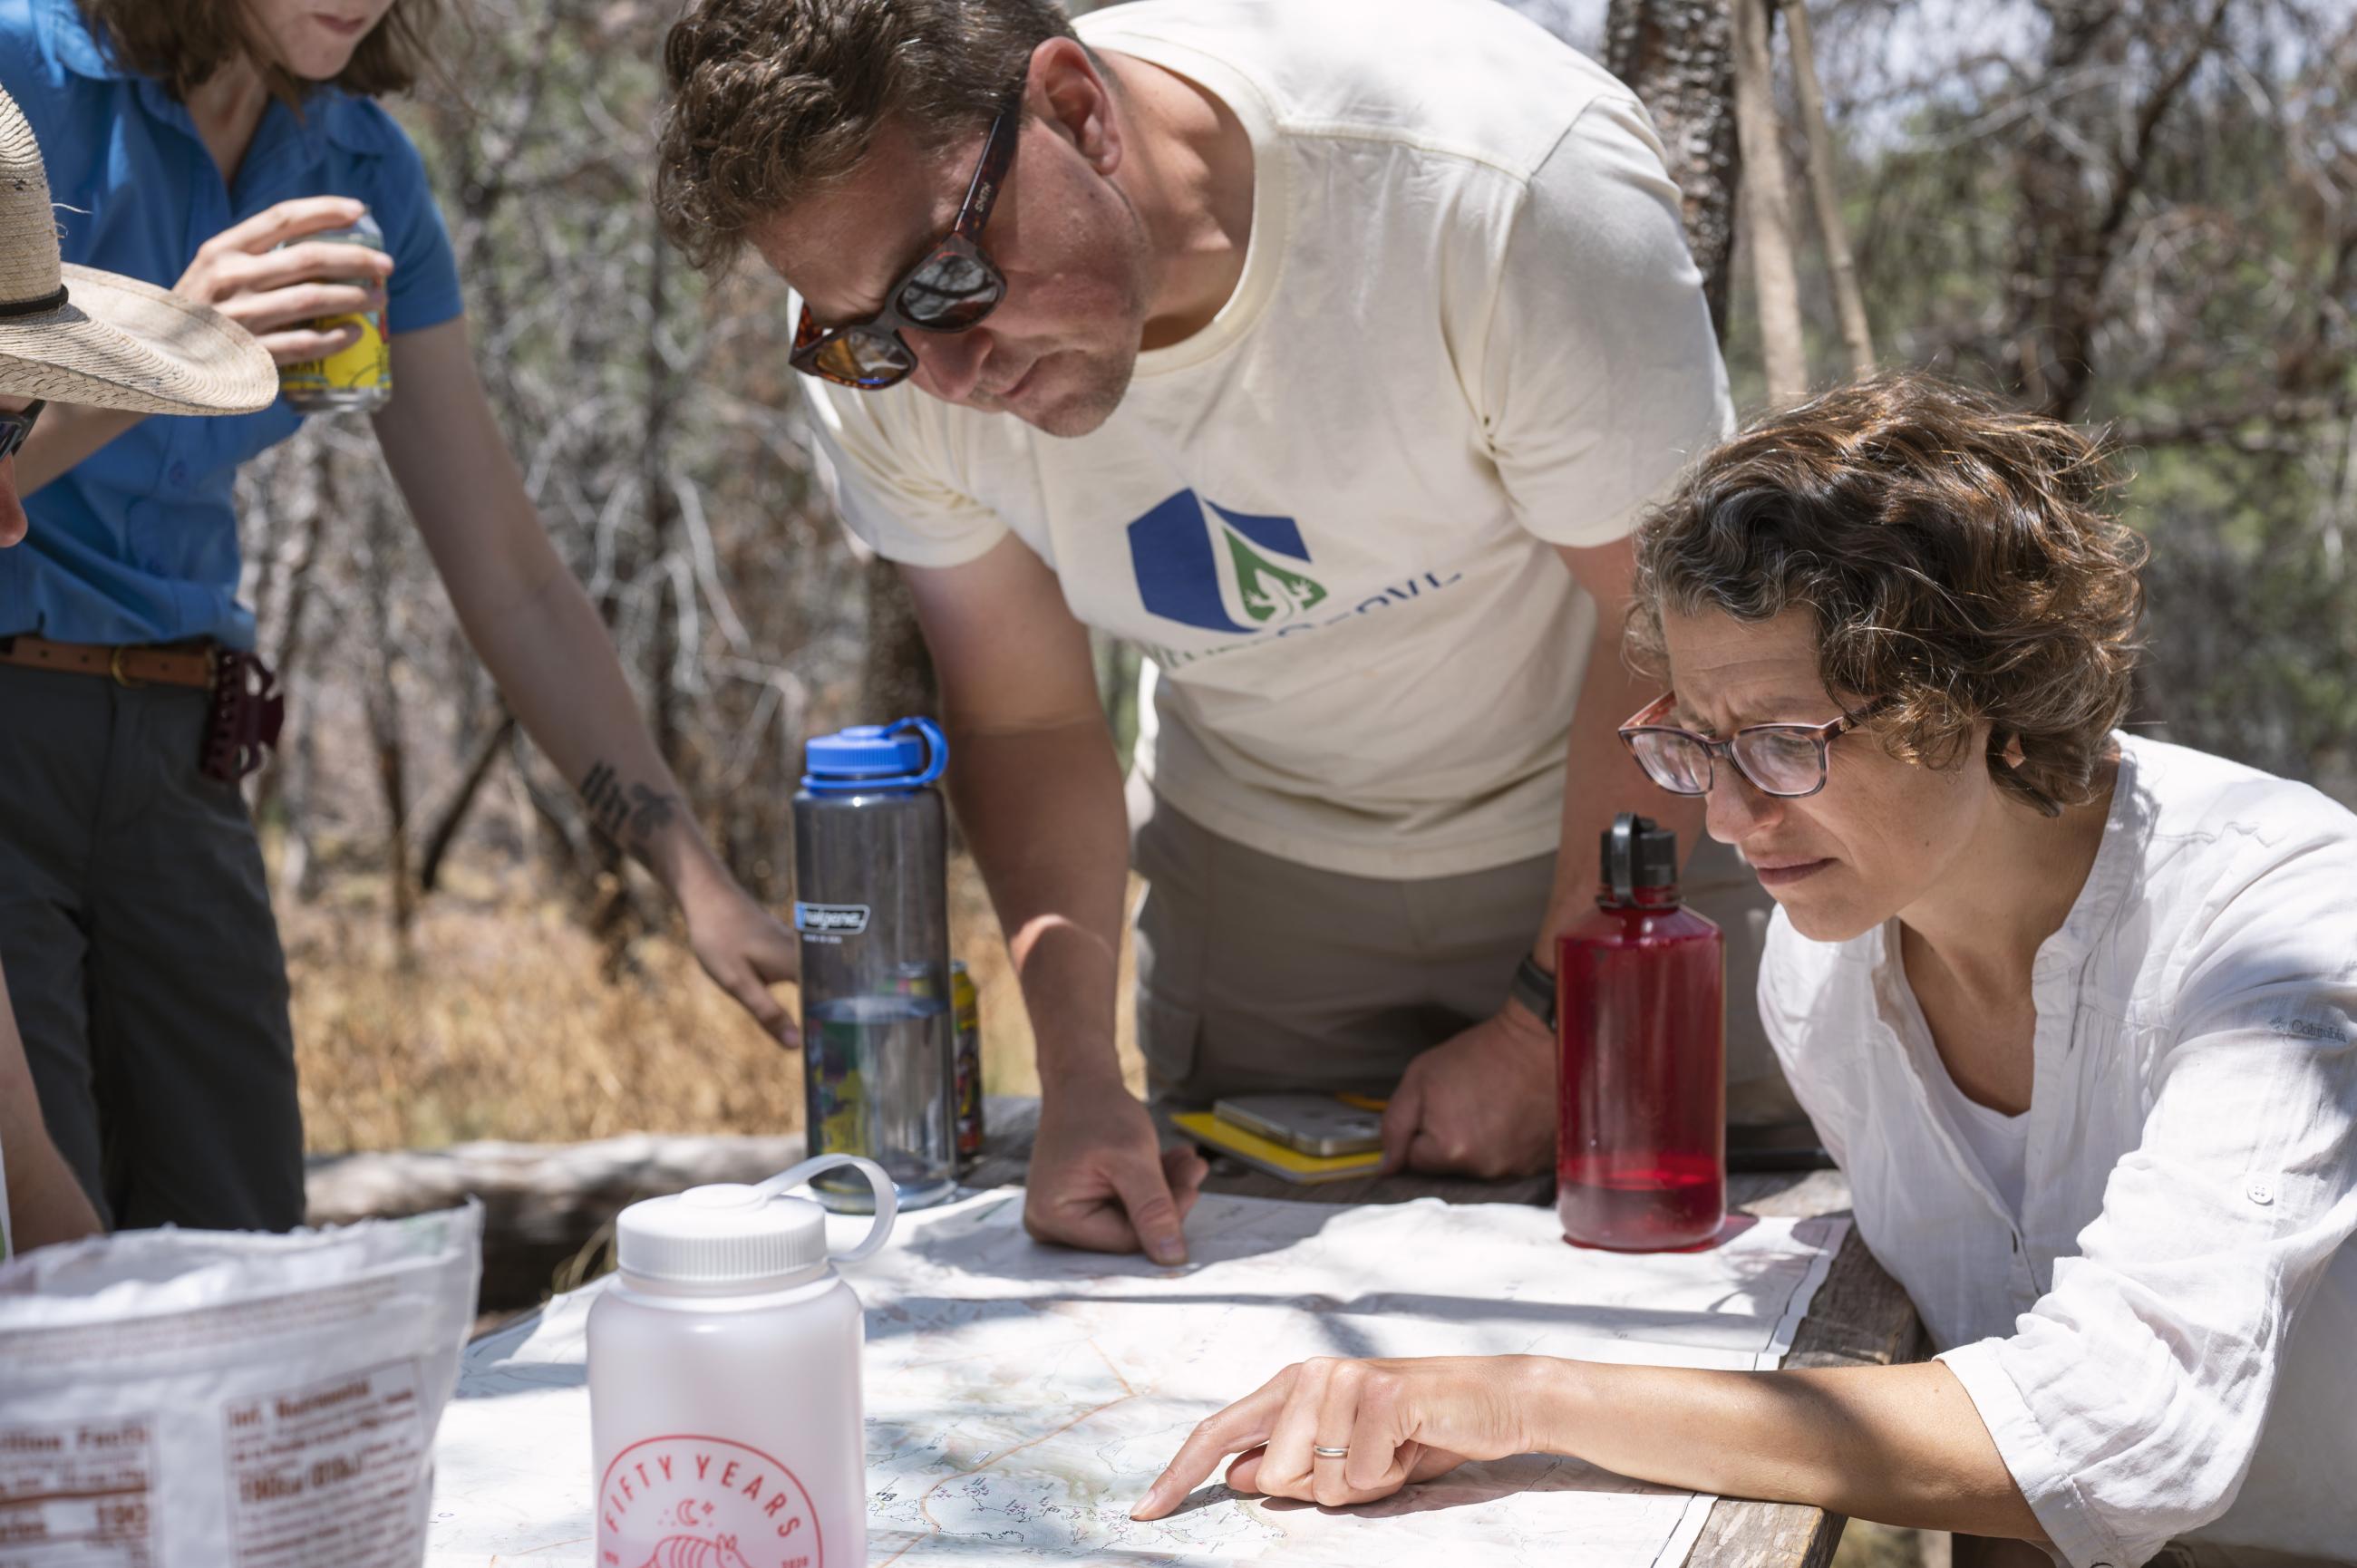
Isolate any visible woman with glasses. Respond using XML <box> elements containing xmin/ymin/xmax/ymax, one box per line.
<box><xmin>0</xmin><ymin>0</ymin><xmax>800</xmax><ymax>1235</ymax></box>
<box><xmin>1135</xmin><ymin>373</ymin><xmax>2357</xmax><ymax>1568</ymax></box>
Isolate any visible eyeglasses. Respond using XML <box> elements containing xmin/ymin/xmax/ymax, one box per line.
<box><xmin>790</xmin><ymin>82</ymin><xmax>1027</xmax><ymax>390</ymax></box>
<box><xmin>1618</xmin><ymin>693</ymin><xmax>1890</xmax><ymax>799</ymax></box>
<box><xmin>0</xmin><ymin>399</ymin><xmax>44</xmax><ymax>462</ymax></box>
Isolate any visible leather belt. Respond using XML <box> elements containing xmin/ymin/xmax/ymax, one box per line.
<box><xmin>0</xmin><ymin>634</ymin><xmax>218</xmax><ymax>689</ymax></box>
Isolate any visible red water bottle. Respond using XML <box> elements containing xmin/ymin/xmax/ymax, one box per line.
<box><xmin>1557</xmin><ymin>814</ymin><xmax>1726</xmax><ymax>1250</ymax></box>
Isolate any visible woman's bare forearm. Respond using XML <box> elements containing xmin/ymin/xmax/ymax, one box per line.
<box><xmin>1529</xmin><ymin>1359</ymin><xmax>2047</xmax><ymax>1543</ymax></box>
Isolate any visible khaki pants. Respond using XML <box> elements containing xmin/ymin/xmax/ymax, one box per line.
<box><xmin>1130</xmin><ymin>788</ymin><xmax>1794</xmax><ymax>1121</ymax></box>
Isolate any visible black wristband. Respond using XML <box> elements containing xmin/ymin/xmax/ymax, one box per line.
<box><xmin>1509</xmin><ymin>952</ymin><xmax>1557</xmax><ymax>1032</ymax></box>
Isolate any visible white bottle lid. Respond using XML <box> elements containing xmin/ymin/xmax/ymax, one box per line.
<box><xmin>614</xmin><ymin>1157</ymin><xmax>897</xmax><ymax>1289</ymax></box>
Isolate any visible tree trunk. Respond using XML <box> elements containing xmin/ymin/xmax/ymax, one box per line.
<box><xmin>1732</xmin><ymin>0</ymin><xmax>1809</xmax><ymax>406</ymax></box>
<box><xmin>642</xmin><ymin>238</ymin><xmax>684</xmax><ymax>771</ymax></box>
<box><xmin>1605</xmin><ymin>0</ymin><xmax>1741</xmax><ymax>337</ymax></box>
<box><xmin>1782</xmin><ymin>0</ymin><xmax>1874</xmax><ymax>376</ymax></box>
<box><xmin>250</xmin><ymin>450</ymin><xmax>332</xmax><ymax>828</ymax></box>
<box><xmin>860</xmin><ymin>555</ymin><xmax>937</xmax><ymax>722</ymax></box>
<box><xmin>2007</xmin><ymin>0</ymin><xmax>2232</xmax><ymax>421</ymax></box>
<box><xmin>360</xmin><ymin>482</ymin><xmax>417</xmax><ymax>953</ymax></box>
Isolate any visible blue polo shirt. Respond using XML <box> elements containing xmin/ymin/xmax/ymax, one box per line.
<box><xmin>0</xmin><ymin>0</ymin><xmax>464</xmax><ymax>648</ymax></box>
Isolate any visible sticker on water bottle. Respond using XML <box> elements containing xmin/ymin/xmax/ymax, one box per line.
<box><xmin>597</xmin><ymin>1435</ymin><xmax>823</xmax><ymax>1568</ymax></box>
<box><xmin>792</xmin><ymin>903</ymin><xmax>870</xmax><ymax>941</ymax></box>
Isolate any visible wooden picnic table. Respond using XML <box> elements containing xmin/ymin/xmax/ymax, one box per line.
<box><xmin>966</xmin><ymin>1098</ymin><xmax>1926</xmax><ymax>1568</ymax></box>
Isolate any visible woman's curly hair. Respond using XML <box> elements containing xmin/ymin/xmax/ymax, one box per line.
<box><xmin>1627</xmin><ymin>373</ymin><xmax>2148</xmax><ymax>816</ymax></box>
<box><xmin>656</xmin><ymin>0</ymin><xmax>1079</xmax><ymax>276</ymax></box>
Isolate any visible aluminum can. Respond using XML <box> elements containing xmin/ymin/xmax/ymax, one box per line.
<box><xmin>278</xmin><ymin>210</ymin><xmax>392</xmax><ymax>413</ymax></box>
<box><xmin>952</xmin><ymin>961</ymin><xmax>984</xmax><ymax>1163</ymax></box>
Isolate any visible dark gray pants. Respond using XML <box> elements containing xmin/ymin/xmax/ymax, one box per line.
<box><xmin>0</xmin><ymin>662</ymin><xmax>303</xmax><ymax>1231</ymax></box>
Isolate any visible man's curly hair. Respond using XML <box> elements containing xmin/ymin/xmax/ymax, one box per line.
<box><xmin>656</xmin><ymin>0</ymin><xmax>1079</xmax><ymax>275</ymax></box>
<box><xmin>1628</xmin><ymin>373</ymin><xmax>2148</xmax><ymax>816</ymax></box>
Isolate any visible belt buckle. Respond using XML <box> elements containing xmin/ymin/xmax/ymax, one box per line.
<box><xmin>108</xmin><ymin>646</ymin><xmax>142</xmax><ymax>689</ymax></box>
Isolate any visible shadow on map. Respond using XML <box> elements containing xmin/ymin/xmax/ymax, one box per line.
<box><xmin>895</xmin><ymin>1194</ymin><xmax>1803</xmax><ymax>1308</ymax></box>
<box><xmin>895</xmin><ymin>1193</ymin><xmax>1344</xmax><ymax>1283</ymax></box>
<box><xmin>856</xmin><ymin>1284</ymin><xmax>1787</xmax><ymax>1384</ymax></box>
<box><xmin>896</xmin><ymin>1289</ymin><xmax>1770</xmax><ymax>1334</ymax></box>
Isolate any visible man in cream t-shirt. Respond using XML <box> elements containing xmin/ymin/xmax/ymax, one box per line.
<box><xmin>657</xmin><ymin>0</ymin><xmax>1755</xmax><ymax>1263</ymax></box>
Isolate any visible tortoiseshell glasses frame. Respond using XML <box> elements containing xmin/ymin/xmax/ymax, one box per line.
<box><xmin>1618</xmin><ymin>692</ymin><xmax>1893</xmax><ymax>799</ymax></box>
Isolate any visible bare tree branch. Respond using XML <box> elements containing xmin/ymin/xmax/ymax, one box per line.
<box><xmin>1785</xmin><ymin>0</ymin><xmax>1877</xmax><ymax>373</ymax></box>
<box><xmin>1736</xmin><ymin>0</ymin><xmax>1810</xmax><ymax>402</ymax></box>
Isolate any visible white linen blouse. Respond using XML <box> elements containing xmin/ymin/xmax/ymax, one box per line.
<box><xmin>1759</xmin><ymin>735</ymin><xmax>2357</xmax><ymax>1568</ymax></box>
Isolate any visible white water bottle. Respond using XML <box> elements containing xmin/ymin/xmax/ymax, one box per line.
<box><xmin>588</xmin><ymin>1156</ymin><xmax>897</xmax><ymax>1568</ymax></box>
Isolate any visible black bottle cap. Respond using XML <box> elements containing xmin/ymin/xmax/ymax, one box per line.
<box><xmin>1600</xmin><ymin>813</ymin><xmax>1680</xmax><ymax>905</ymax></box>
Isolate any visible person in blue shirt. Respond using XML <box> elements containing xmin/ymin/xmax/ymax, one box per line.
<box><xmin>0</xmin><ymin>78</ymin><xmax>277</xmax><ymax>1255</ymax></box>
<box><xmin>0</xmin><ymin>0</ymin><xmax>803</xmax><ymax>1233</ymax></box>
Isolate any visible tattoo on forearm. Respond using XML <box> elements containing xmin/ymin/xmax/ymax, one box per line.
<box><xmin>582</xmin><ymin>760</ymin><xmax>680</xmax><ymax>850</ymax></box>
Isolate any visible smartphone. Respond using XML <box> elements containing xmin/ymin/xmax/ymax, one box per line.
<box><xmin>1212</xmin><ymin>1093</ymin><xmax>1385</xmax><ymax>1157</ymax></box>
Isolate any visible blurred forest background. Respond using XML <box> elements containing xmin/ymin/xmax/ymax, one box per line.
<box><xmin>253</xmin><ymin>0</ymin><xmax>2357</xmax><ymax>1162</ymax></box>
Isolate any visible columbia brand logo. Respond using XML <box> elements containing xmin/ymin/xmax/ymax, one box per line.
<box><xmin>794</xmin><ymin>903</ymin><xmax>871</xmax><ymax>937</ymax></box>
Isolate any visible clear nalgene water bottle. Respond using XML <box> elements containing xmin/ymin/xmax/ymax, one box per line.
<box><xmin>1557</xmin><ymin>813</ymin><xmax>1727</xmax><ymax>1250</ymax></box>
<box><xmin>793</xmin><ymin>719</ymin><xmax>957</xmax><ymax>1213</ymax></box>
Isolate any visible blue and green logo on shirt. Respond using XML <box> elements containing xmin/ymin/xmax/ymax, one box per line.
<box><xmin>1125</xmin><ymin>489</ymin><xmax>1327</xmax><ymax>634</ymax></box>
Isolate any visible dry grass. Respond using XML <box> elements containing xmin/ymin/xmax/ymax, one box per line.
<box><xmin>284</xmin><ymin>847</ymin><xmax>1139</xmax><ymax>1154</ymax></box>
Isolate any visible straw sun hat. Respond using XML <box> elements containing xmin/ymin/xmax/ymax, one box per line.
<box><xmin>0</xmin><ymin>88</ymin><xmax>276</xmax><ymax>415</ymax></box>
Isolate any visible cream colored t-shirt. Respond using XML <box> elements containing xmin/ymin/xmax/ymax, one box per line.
<box><xmin>804</xmin><ymin>0</ymin><xmax>1732</xmax><ymax>878</ymax></box>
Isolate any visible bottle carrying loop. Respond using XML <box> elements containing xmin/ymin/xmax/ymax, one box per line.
<box><xmin>1608</xmin><ymin>813</ymin><xmax>1639</xmax><ymax>906</ymax></box>
<box><xmin>887</xmin><ymin>715</ymin><xmax>949</xmax><ymax>789</ymax></box>
<box><xmin>799</xmin><ymin>714</ymin><xmax>949</xmax><ymax>794</ymax></box>
<box><xmin>758</xmin><ymin>1154</ymin><xmax>898</xmax><ymax>1261</ymax></box>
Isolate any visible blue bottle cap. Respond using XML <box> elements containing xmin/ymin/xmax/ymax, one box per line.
<box><xmin>802</xmin><ymin>717</ymin><xmax>949</xmax><ymax>794</ymax></box>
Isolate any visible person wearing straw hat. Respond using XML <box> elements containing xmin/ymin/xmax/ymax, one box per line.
<box><xmin>0</xmin><ymin>0</ymin><xmax>802</xmax><ymax>1234</ymax></box>
<box><xmin>0</xmin><ymin>84</ymin><xmax>275</xmax><ymax>1258</ymax></box>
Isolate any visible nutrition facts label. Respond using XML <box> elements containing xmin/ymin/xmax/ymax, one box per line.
<box><xmin>0</xmin><ymin>1416</ymin><xmax>160</xmax><ymax>1568</ymax></box>
<box><xmin>223</xmin><ymin>1360</ymin><xmax>427</xmax><ymax>1568</ymax></box>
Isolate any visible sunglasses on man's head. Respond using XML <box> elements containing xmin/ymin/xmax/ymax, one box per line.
<box><xmin>0</xmin><ymin>399</ymin><xmax>45</xmax><ymax>463</ymax></box>
<box><xmin>790</xmin><ymin>82</ymin><xmax>1029</xmax><ymax>391</ymax></box>
<box><xmin>1618</xmin><ymin>693</ymin><xmax>1891</xmax><ymax>799</ymax></box>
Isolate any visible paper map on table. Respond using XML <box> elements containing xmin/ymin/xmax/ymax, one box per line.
<box><xmin>432</xmin><ymin>1190</ymin><xmax>1846</xmax><ymax>1568</ymax></box>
